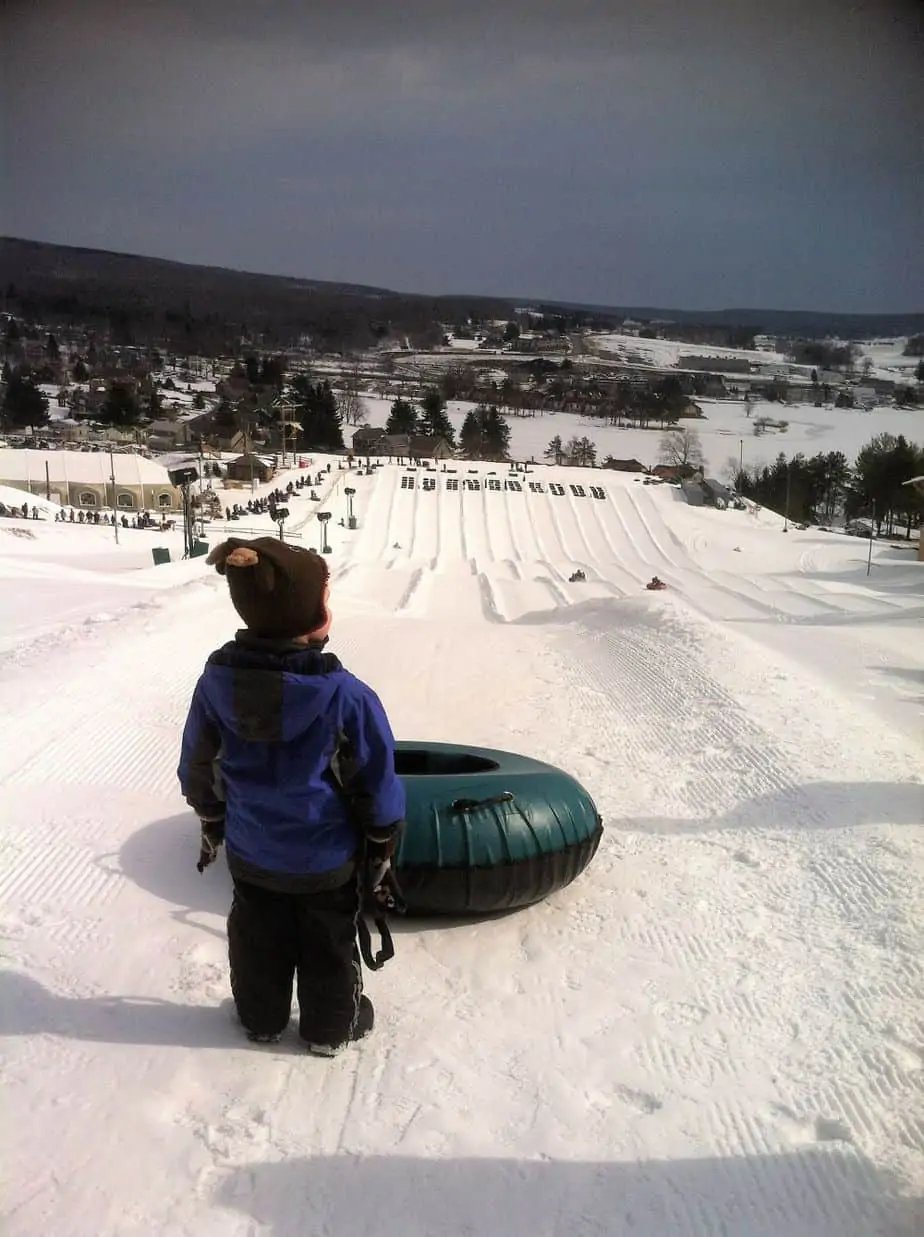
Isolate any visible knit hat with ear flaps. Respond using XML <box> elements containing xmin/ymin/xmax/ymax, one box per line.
<box><xmin>206</xmin><ymin>537</ymin><xmax>329</xmax><ymax>638</ymax></box>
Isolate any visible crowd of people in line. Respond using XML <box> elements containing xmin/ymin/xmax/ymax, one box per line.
<box><xmin>0</xmin><ymin>498</ymin><xmax>176</xmax><ymax>531</ymax></box>
<box><xmin>47</xmin><ymin>508</ymin><xmax>177</xmax><ymax>530</ymax></box>
<box><xmin>223</xmin><ymin>470</ymin><xmax>328</xmax><ymax>523</ymax></box>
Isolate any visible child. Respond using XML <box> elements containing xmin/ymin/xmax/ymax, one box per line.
<box><xmin>178</xmin><ymin>536</ymin><xmax>406</xmax><ymax>1055</ymax></box>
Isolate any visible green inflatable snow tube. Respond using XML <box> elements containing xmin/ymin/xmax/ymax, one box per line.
<box><xmin>392</xmin><ymin>741</ymin><xmax>603</xmax><ymax>915</ymax></box>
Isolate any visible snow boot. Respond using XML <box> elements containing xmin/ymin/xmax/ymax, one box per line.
<box><xmin>305</xmin><ymin>995</ymin><xmax>374</xmax><ymax>1057</ymax></box>
<box><xmin>246</xmin><ymin>1030</ymin><xmax>282</xmax><ymax>1044</ymax></box>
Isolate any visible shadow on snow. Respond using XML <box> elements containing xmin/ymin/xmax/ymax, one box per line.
<box><xmin>609</xmin><ymin>780</ymin><xmax>924</xmax><ymax>835</ymax></box>
<box><xmin>209</xmin><ymin>1150</ymin><xmax>920</xmax><ymax>1237</ymax></box>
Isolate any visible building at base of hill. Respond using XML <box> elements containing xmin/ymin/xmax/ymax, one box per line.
<box><xmin>0</xmin><ymin>449</ymin><xmax>181</xmax><ymax>513</ymax></box>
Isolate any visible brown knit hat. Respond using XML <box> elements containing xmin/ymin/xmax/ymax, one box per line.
<box><xmin>206</xmin><ymin>537</ymin><xmax>330</xmax><ymax>638</ymax></box>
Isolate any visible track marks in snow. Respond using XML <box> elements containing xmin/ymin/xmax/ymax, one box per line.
<box><xmin>538</xmin><ymin>599</ymin><xmax>924</xmax><ymax>1194</ymax></box>
<box><xmin>0</xmin><ymin>838</ymin><xmax>123</xmax><ymax>911</ymax></box>
<box><xmin>563</xmin><ymin>607</ymin><xmax>800</xmax><ymax>825</ymax></box>
<box><xmin>4</xmin><ymin>721</ymin><xmax>180</xmax><ymax>797</ymax></box>
<box><xmin>396</xmin><ymin>568</ymin><xmax>424</xmax><ymax>612</ymax></box>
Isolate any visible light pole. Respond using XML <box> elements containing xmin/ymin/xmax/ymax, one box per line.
<box><xmin>317</xmin><ymin>510</ymin><xmax>332</xmax><ymax>554</ymax></box>
<box><xmin>275</xmin><ymin>504</ymin><xmax>289</xmax><ymax>543</ymax></box>
<box><xmin>738</xmin><ymin>438</ymin><xmax>743</xmax><ymax>484</ymax></box>
<box><xmin>344</xmin><ymin>486</ymin><xmax>356</xmax><ymax>529</ymax></box>
<box><xmin>783</xmin><ymin>460</ymin><xmax>792</xmax><ymax>532</ymax></box>
<box><xmin>181</xmin><ymin>481</ymin><xmax>195</xmax><ymax>556</ymax></box>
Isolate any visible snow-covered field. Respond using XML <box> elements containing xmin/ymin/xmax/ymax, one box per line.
<box><xmin>851</xmin><ymin>341</ymin><xmax>923</xmax><ymax>385</ymax></box>
<box><xmin>2</xmin><ymin>459</ymin><xmax>923</xmax><ymax>1237</ymax></box>
<box><xmin>587</xmin><ymin>333</ymin><xmax>923</xmax><ymax>387</ymax></box>
<box><xmin>356</xmin><ymin>394</ymin><xmax>924</xmax><ymax>475</ymax></box>
<box><xmin>590</xmin><ymin>332</ymin><xmax>789</xmax><ymax>369</ymax></box>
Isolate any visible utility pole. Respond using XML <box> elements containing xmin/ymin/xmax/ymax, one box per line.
<box><xmin>783</xmin><ymin>461</ymin><xmax>792</xmax><ymax>532</ymax></box>
<box><xmin>867</xmin><ymin>502</ymin><xmax>875</xmax><ymax>577</ymax></box>
<box><xmin>109</xmin><ymin>449</ymin><xmax>120</xmax><ymax>544</ymax></box>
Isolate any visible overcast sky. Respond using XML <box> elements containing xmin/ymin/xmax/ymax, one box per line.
<box><xmin>3</xmin><ymin>0</ymin><xmax>923</xmax><ymax>312</ymax></box>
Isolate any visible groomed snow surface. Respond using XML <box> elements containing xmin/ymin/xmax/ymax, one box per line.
<box><xmin>2</xmin><ymin>458</ymin><xmax>923</xmax><ymax>1237</ymax></box>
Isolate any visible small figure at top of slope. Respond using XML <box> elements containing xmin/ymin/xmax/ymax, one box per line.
<box><xmin>646</xmin><ymin>575</ymin><xmax>667</xmax><ymax>591</ymax></box>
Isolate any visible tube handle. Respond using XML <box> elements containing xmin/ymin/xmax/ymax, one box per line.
<box><xmin>450</xmin><ymin>791</ymin><xmax>515</xmax><ymax>814</ymax></box>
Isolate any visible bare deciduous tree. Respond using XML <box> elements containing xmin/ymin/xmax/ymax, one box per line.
<box><xmin>659</xmin><ymin>426</ymin><xmax>704</xmax><ymax>471</ymax></box>
<box><xmin>338</xmin><ymin>362</ymin><xmax>366</xmax><ymax>426</ymax></box>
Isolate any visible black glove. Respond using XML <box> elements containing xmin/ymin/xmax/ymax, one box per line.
<box><xmin>196</xmin><ymin>817</ymin><xmax>225</xmax><ymax>873</ymax></box>
<box><xmin>364</xmin><ymin>823</ymin><xmax>405</xmax><ymax>914</ymax></box>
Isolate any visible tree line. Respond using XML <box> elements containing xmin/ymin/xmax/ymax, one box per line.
<box><xmin>732</xmin><ymin>434</ymin><xmax>923</xmax><ymax>537</ymax></box>
<box><xmin>382</xmin><ymin>389</ymin><xmax>511</xmax><ymax>459</ymax></box>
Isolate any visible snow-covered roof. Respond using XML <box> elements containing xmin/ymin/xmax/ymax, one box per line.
<box><xmin>0</xmin><ymin>449</ymin><xmax>174</xmax><ymax>487</ymax></box>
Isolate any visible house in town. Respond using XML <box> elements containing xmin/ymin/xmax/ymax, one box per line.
<box><xmin>225</xmin><ymin>453</ymin><xmax>275</xmax><ymax>485</ymax></box>
<box><xmin>351</xmin><ymin>428</ymin><xmax>454</xmax><ymax>460</ymax></box>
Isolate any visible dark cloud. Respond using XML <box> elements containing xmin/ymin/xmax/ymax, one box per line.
<box><xmin>3</xmin><ymin>0</ymin><xmax>922</xmax><ymax>309</ymax></box>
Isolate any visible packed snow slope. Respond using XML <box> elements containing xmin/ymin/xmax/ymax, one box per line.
<box><xmin>1</xmin><ymin>460</ymin><xmax>923</xmax><ymax>1237</ymax></box>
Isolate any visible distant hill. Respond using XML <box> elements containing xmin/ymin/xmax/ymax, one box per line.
<box><xmin>0</xmin><ymin>236</ymin><xmax>514</xmax><ymax>354</ymax></box>
<box><xmin>2</xmin><ymin>236</ymin><xmax>921</xmax><ymax>351</ymax></box>
<box><xmin>530</xmin><ymin>300</ymin><xmax>924</xmax><ymax>339</ymax></box>
<box><xmin>0</xmin><ymin>235</ymin><xmax>403</xmax><ymax>302</ymax></box>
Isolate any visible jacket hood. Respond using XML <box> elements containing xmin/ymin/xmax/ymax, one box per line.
<box><xmin>201</xmin><ymin>638</ymin><xmax>345</xmax><ymax>745</ymax></box>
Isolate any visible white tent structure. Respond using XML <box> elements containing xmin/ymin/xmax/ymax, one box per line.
<box><xmin>0</xmin><ymin>449</ymin><xmax>181</xmax><ymax>513</ymax></box>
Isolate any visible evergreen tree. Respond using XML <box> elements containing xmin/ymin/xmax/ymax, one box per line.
<box><xmin>73</xmin><ymin>358</ymin><xmax>89</xmax><ymax>381</ymax></box>
<box><xmin>46</xmin><ymin>333</ymin><xmax>60</xmax><ymax>360</ymax></box>
<box><xmin>260</xmin><ymin>355</ymin><xmax>287</xmax><ymax>389</ymax></box>
<box><xmin>566</xmin><ymin>436</ymin><xmax>597</xmax><ymax>466</ymax></box>
<box><xmin>99</xmin><ymin>383</ymin><xmax>141</xmax><ymax>427</ymax></box>
<box><xmin>459</xmin><ymin>404</ymin><xmax>509</xmax><ymax>459</ymax></box>
<box><xmin>483</xmin><ymin>406</ymin><xmax>510</xmax><ymax>459</ymax></box>
<box><xmin>385</xmin><ymin>397</ymin><xmax>418</xmax><ymax>435</ymax></box>
<box><xmin>851</xmin><ymin>433</ymin><xmax>921</xmax><ymax>535</ymax></box>
<box><xmin>293</xmin><ymin>377</ymin><xmax>344</xmax><ymax>450</ymax></box>
<box><xmin>734</xmin><ymin>438</ymin><xmax>923</xmax><ymax>534</ymax></box>
<box><xmin>419</xmin><ymin>387</ymin><xmax>455</xmax><ymax>445</ymax></box>
<box><xmin>544</xmin><ymin>435</ymin><xmax>564</xmax><ymax>464</ymax></box>
<box><xmin>459</xmin><ymin>408</ymin><xmax>484</xmax><ymax>458</ymax></box>
<box><xmin>2</xmin><ymin>371</ymin><xmax>50</xmax><ymax>432</ymax></box>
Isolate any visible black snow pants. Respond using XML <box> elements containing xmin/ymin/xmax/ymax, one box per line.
<box><xmin>228</xmin><ymin>876</ymin><xmax>362</xmax><ymax>1046</ymax></box>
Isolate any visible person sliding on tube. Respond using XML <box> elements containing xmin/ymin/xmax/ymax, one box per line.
<box><xmin>178</xmin><ymin>537</ymin><xmax>405</xmax><ymax>1055</ymax></box>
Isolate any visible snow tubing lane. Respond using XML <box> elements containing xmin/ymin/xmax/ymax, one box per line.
<box><xmin>393</xmin><ymin>741</ymin><xmax>603</xmax><ymax>915</ymax></box>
